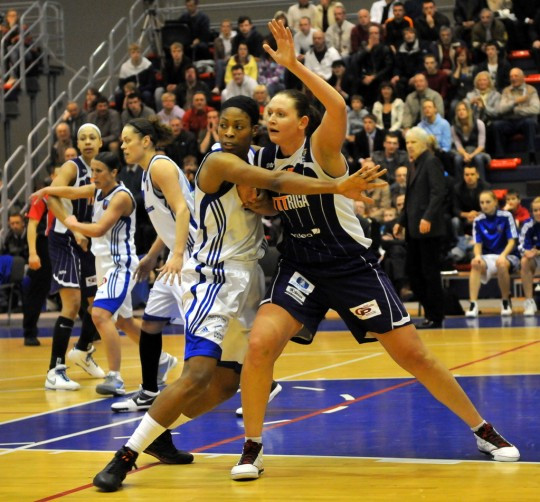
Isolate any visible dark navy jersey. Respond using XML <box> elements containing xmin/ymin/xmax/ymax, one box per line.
<box><xmin>519</xmin><ymin>218</ymin><xmax>540</xmax><ymax>252</ymax></box>
<box><xmin>473</xmin><ymin>210</ymin><xmax>519</xmax><ymax>255</ymax></box>
<box><xmin>255</xmin><ymin>138</ymin><xmax>372</xmax><ymax>272</ymax></box>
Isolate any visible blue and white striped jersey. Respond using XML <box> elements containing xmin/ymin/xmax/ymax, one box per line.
<box><xmin>519</xmin><ymin>218</ymin><xmax>540</xmax><ymax>253</ymax></box>
<box><xmin>473</xmin><ymin>210</ymin><xmax>519</xmax><ymax>255</ymax></box>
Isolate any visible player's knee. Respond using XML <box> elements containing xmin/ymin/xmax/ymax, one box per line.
<box><xmin>247</xmin><ymin>335</ymin><xmax>277</xmax><ymax>362</ymax></box>
<box><xmin>91</xmin><ymin>308</ymin><xmax>109</xmax><ymax>327</ymax></box>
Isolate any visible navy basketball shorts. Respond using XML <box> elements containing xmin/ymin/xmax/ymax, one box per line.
<box><xmin>262</xmin><ymin>258</ymin><xmax>412</xmax><ymax>344</ymax></box>
<box><xmin>48</xmin><ymin>231</ymin><xmax>97</xmax><ymax>297</ymax></box>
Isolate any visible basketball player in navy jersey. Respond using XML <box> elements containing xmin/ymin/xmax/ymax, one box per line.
<box><xmin>45</xmin><ymin>124</ymin><xmax>105</xmax><ymax>390</ymax></box>
<box><xmin>92</xmin><ymin>97</ymin><xmax>384</xmax><ymax>492</ymax></box>
<box><xmin>230</xmin><ymin>20</ymin><xmax>519</xmax><ymax>480</ymax></box>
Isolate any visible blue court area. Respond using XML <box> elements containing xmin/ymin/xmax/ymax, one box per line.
<box><xmin>1</xmin><ymin>376</ymin><xmax>538</xmax><ymax>462</ymax></box>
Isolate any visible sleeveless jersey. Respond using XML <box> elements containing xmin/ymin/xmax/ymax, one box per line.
<box><xmin>255</xmin><ymin>138</ymin><xmax>372</xmax><ymax>268</ymax></box>
<box><xmin>53</xmin><ymin>156</ymin><xmax>93</xmax><ymax>233</ymax></box>
<box><xmin>190</xmin><ymin>150</ymin><xmax>265</xmax><ymax>265</ymax></box>
<box><xmin>91</xmin><ymin>183</ymin><xmax>136</xmax><ymax>269</ymax></box>
<box><xmin>142</xmin><ymin>154</ymin><xmax>197</xmax><ymax>254</ymax></box>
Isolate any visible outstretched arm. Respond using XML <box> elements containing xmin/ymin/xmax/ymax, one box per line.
<box><xmin>32</xmin><ymin>183</ymin><xmax>95</xmax><ymax>202</ymax></box>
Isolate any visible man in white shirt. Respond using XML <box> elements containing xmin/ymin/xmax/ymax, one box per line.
<box><xmin>325</xmin><ymin>3</ymin><xmax>355</xmax><ymax>57</ymax></box>
<box><xmin>304</xmin><ymin>29</ymin><xmax>341</xmax><ymax>81</ymax></box>
<box><xmin>370</xmin><ymin>0</ymin><xmax>396</xmax><ymax>25</ymax></box>
<box><xmin>221</xmin><ymin>64</ymin><xmax>258</xmax><ymax>101</ymax></box>
<box><xmin>294</xmin><ymin>16</ymin><xmax>316</xmax><ymax>61</ymax></box>
<box><xmin>287</xmin><ymin>0</ymin><xmax>318</xmax><ymax>32</ymax></box>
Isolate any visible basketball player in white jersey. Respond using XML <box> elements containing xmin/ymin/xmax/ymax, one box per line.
<box><xmin>93</xmin><ymin>96</ymin><xmax>386</xmax><ymax>492</ymax></box>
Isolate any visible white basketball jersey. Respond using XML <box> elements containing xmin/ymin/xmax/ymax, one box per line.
<box><xmin>91</xmin><ymin>183</ymin><xmax>137</xmax><ymax>267</ymax></box>
<box><xmin>190</xmin><ymin>151</ymin><xmax>265</xmax><ymax>266</ymax></box>
<box><xmin>142</xmin><ymin>154</ymin><xmax>196</xmax><ymax>253</ymax></box>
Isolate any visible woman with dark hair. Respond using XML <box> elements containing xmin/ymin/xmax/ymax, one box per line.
<box><xmin>83</xmin><ymin>87</ymin><xmax>103</xmax><ymax>113</ymax></box>
<box><xmin>32</xmin><ymin>152</ymin><xmax>141</xmax><ymax>396</ymax></box>
<box><xmin>224</xmin><ymin>42</ymin><xmax>259</xmax><ymax>85</ymax></box>
<box><xmin>451</xmin><ymin>46</ymin><xmax>476</xmax><ymax>114</ymax></box>
<box><xmin>231</xmin><ymin>19</ymin><xmax>519</xmax><ymax>481</ymax></box>
<box><xmin>452</xmin><ymin>100</ymin><xmax>490</xmax><ymax>179</ymax></box>
<box><xmin>372</xmin><ymin>81</ymin><xmax>405</xmax><ymax>131</ymax></box>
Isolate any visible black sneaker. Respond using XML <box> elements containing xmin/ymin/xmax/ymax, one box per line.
<box><xmin>144</xmin><ymin>430</ymin><xmax>194</xmax><ymax>464</ymax></box>
<box><xmin>24</xmin><ymin>337</ymin><xmax>40</xmax><ymax>346</ymax></box>
<box><xmin>474</xmin><ymin>422</ymin><xmax>520</xmax><ymax>462</ymax></box>
<box><xmin>93</xmin><ymin>446</ymin><xmax>138</xmax><ymax>492</ymax></box>
<box><xmin>230</xmin><ymin>440</ymin><xmax>264</xmax><ymax>480</ymax></box>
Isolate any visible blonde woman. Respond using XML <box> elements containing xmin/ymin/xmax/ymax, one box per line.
<box><xmin>465</xmin><ymin>71</ymin><xmax>501</xmax><ymax>125</ymax></box>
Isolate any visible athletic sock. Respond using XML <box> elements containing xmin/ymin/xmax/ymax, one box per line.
<box><xmin>126</xmin><ymin>413</ymin><xmax>166</xmax><ymax>453</ymax></box>
<box><xmin>49</xmin><ymin>316</ymin><xmax>74</xmax><ymax>369</ymax></box>
<box><xmin>140</xmin><ymin>330</ymin><xmax>162</xmax><ymax>393</ymax></box>
<box><xmin>471</xmin><ymin>420</ymin><xmax>487</xmax><ymax>432</ymax></box>
<box><xmin>75</xmin><ymin>310</ymin><xmax>96</xmax><ymax>351</ymax></box>
<box><xmin>246</xmin><ymin>436</ymin><xmax>262</xmax><ymax>444</ymax></box>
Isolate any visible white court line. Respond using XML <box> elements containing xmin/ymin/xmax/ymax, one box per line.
<box><xmin>292</xmin><ymin>386</ymin><xmax>325</xmax><ymax>392</ymax></box>
<box><xmin>340</xmin><ymin>394</ymin><xmax>355</xmax><ymax>401</ymax></box>
<box><xmin>0</xmin><ymin>416</ymin><xmax>144</xmax><ymax>456</ymax></box>
<box><xmin>263</xmin><ymin>419</ymin><xmax>291</xmax><ymax>425</ymax></box>
<box><xmin>0</xmin><ymin>442</ymin><xmax>32</xmax><ymax>446</ymax></box>
<box><xmin>322</xmin><ymin>406</ymin><xmax>348</xmax><ymax>414</ymax></box>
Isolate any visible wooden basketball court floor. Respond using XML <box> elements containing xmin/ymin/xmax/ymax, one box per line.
<box><xmin>0</xmin><ymin>312</ymin><xmax>539</xmax><ymax>501</ymax></box>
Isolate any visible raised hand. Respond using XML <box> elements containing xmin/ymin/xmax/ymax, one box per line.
<box><xmin>263</xmin><ymin>19</ymin><xmax>297</xmax><ymax>69</ymax></box>
<box><xmin>336</xmin><ymin>162</ymin><xmax>387</xmax><ymax>201</ymax></box>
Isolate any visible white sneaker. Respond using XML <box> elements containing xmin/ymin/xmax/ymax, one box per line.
<box><xmin>157</xmin><ymin>352</ymin><xmax>178</xmax><ymax>385</ymax></box>
<box><xmin>96</xmin><ymin>372</ymin><xmax>125</xmax><ymax>396</ymax></box>
<box><xmin>500</xmin><ymin>300</ymin><xmax>512</xmax><ymax>316</ymax></box>
<box><xmin>67</xmin><ymin>346</ymin><xmax>106</xmax><ymax>378</ymax></box>
<box><xmin>474</xmin><ymin>422</ymin><xmax>520</xmax><ymax>462</ymax></box>
<box><xmin>231</xmin><ymin>440</ymin><xmax>264</xmax><ymax>480</ymax></box>
<box><xmin>45</xmin><ymin>364</ymin><xmax>81</xmax><ymax>390</ymax></box>
<box><xmin>111</xmin><ymin>385</ymin><xmax>159</xmax><ymax>412</ymax></box>
<box><xmin>236</xmin><ymin>381</ymin><xmax>283</xmax><ymax>417</ymax></box>
<box><xmin>465</xmin><ymin>302</ymin><xmax>478</xmax><ymax>318</ymax></box>
<box><xmin>523</xmin><ymin>298</ymin><xmax>537</xmax><ymax>316</ymax></box>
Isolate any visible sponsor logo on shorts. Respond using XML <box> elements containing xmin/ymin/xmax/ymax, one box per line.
<box><xmin>86</xmin><ymin>275</ymin><xmax>97</xmax><ymax>287</ymax></box>
<box><xmin>284</xmin><ymin>272</ymin><xmax>315</xmax><ymax>305</ymax></box>
<box><xmin>350</xmin><ymin>300</ymin><xmax>382</xmax><ymax>320</ymax></box>
<box><xmin>290</xmin><ymin>228</ymin><xmax>321</xmax><ymax>239</ymax></box>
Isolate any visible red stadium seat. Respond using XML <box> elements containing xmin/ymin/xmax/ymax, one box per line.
<box><xmin>490</xmin><ymin>158</ymin><xmax>522</xmax><ymax>170</ymax></box>
<box><xmin>508</xmin><ymin>50</ymin><xmax>531</xmax><ymax>59</ymax></box>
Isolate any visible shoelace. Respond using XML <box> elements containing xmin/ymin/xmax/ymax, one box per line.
<box><xmin>478</xmin><ymin>424</ymin><xmax>511</xmax><ymax>448</ymax></box>
<box><xmin>239</xmin><ymin>441</ymin><xmax>261</xmax><ymax>465</ymax></box>
<box><xmin>106</xmin><ymin>450</ymin><xmax>137</xmax><ymax>474</ymax></box>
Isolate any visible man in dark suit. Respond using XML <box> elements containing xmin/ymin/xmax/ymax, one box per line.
<box><xmin>371</xmin><ymin>131</ymin><xmax>411</xmax><ymax>183</ymax></box>
<box><xmin>394</xmin><ymin>127</ymin><xmax>446</xmax><ymax>328</ymax></box>
<box><xmin>352</xmin><ymin>114</ymin><xmax>385</xmax><ymax>173</ymax></box>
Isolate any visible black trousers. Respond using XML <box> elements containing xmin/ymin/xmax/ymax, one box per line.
<box><xmin>405</xmin><ymin>236</ymin><xmax>445</xmax><ymax>323</ymax></box>
<box><xmin>23</xmin><ymin>235</ymin><xmax>52</xmax><ymax>338</ymax></box>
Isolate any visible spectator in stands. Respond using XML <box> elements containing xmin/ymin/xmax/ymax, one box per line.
<box><xmin>345</xmin><ymin>95</ymin><xmax>369</xmax><ymax>156</ymax></box>
<box><xmin>384</xmin><ymin>2</ymin><xmax>414</xmax><ymax>52</ymax></box>
<box><xmin>198</xmin><ymin>109</ymin><xmax>220</xmax><ymax>157</ymax></box>
<box><xmin>363</xmin><ymin>182</ymin><xmax>392</xmax><ymax>224</ymax></box>
<box><xmin>513</xmin><ymin>0</ymin><xmax>540</xmax><ymax>49</ymax></box>
<box><xmin>327</xmin><ymin>59</ymin><xmax>353</xmax><ymax>105</ymax></box>
<box><xmin>120</xmin><ymin>91</ymin><xmax>155</xmax><ymax>126</ymax></box>
<box><xmin>155</xmin><ymin>42</ymin><xmax>192</xmax><ymax>110</ymax></box>
<box><xmin>394</xmin><ymin>127</ymin><xmax>447</xmax><ymax>329</ymax></box>
<box><xmin>352</xmin><ymin>114</ymin><xmax>386</xmax><ymax>169</ymax></box>
<box><xmin>453</xmin><ymin>0</ymin><xmax>485</xmax><ymax>46</ymax></box>
<box><xmin>530</xmin><ymin>10</ymin><xmax>540</xmax><ymax>70</ymax></box>
<box><xmin>304</xmin><ymin>29</ymin><xmax>341</xmax><ymax>81</ymax></box>
<box><xmin>492</xmin><ymin>67</ymin><xmax>540</xmax><ymax>163</ymax></box>
<box><xmin>257</xmin><ymin>41</ymin><xmax>286</xmax><ymax>98</ymax></box>
<box><xmin>180</xmin><ymin>154</ymin><xmax>198</xmax><ymax>188</ymax></box>
<box><xmin>504</xmin><ymin>189</ymin><xmax>531</xmax><ymax>228</ymax></box>
<box><xmin>465</xmin><ymin>71</ymin><xmax>502</xmax><ymax>127</ymax></box>
<box><xmin>380</xmin><ymin>206</ymin><xmax>409</xmax><ymax>297</ymax></box>
<box><xmin>474</xmin><ymin>40</ymin><xmax>511</xmax><ymax>92</ymax></box>
<box><xmin>418</xmin><ymin>98</ymin><xmax>452</xmax><ymax>153</ymax></box>
<box><xmin>156</xmin><ymin>92</ymin><xmax>184</xmax><ymax>125</ymax></box>
<box><xmin>452</xmin><ymin>101</ymin><xmax>490</xmax><ymax>180</ymax></box>
<box><xmin>294</xmin><ymin>16</ymin><xmax>315</xmax><ymax>62</ymax></box>
<box><xmin>466</xmin><ymin>190</ymin><xmax>519</xmax><ymax>317</ymax></box>
<box><xmin>325</xmin><ymin>3</ymin><xmax>354</xmax><ymax>57</ymax></box>
<box><xmin>314</xmin><ymin>0</ymin><xmax>341</xmax><ymax>32</ymax></box>
<box><xmin>452</xmin><ymin>165</ymin><xmax>490</xmax><ymax>237</ymax></box>
<box><xmin>164</xmin><ymin>116</ymin><xmax>198</xmax><ymax>168</ymax></box>
<box><xmin>372</xmin><ymin>82</ymin><xmax>405</xmax><ymax>132</ymax></box>
<box><xmin>423</xmin><ymin>53</ymin><xmax>450</xmax><ymax>102</ymax></box>
<box><xmin>392</xmin><ymin>27</ymin><xmax>430</xmax><ymax>99</ymax></box>
<box><xmin>88</xmin><ymin>96</ymin><xmax>121</xmax><ymax>152</ymax></box>
<box><xmin>224</xmin><ymin>42</ymin><xmax>258</xmax><ymax>85</ymax></box>
<box><xmin>429</xmin><ymin>26</ymin><xmax>465</xmax><ymax>76</ymax></box>
<box><xmin>402</xmin><ymin>73</ymin><xmax>444</xmax><ymax>130</ymax></box>
<box><xmin>213</xmin><ymin>19</ymin><xmax>237</xmax><ymax>93</ymax></box>
<box><xmin>450</xmin><ymin>47</ymin><xmax>477</xmax><ymax>114</ymax></box>
<box><xmin>352</xmin><ymin>24</ymin><xmax>393</xmax><ymax>107</ymax></box>
<box><xmin>221</xmin><ymin>64</ymin><xmax>258</xmax><ymax>101</ymax></box>
<box><xmin>370</xmin><ymin>0</ymin><xmax>395</xmax><ymax>25</ymax></box>
<box><xmin>64</xmin><ymin>147</ymin><xmax>78</xmax><ymax>161</ymax></box>
<box><xmin>372</xmin><ymin>131</ymin><xmax>410</xmax><ymax>183</ymax></box>
<box><xmin>519</xmin><ymin>196</ymin><xmax>540</xmax><ymax>315</ymax></box>
<box><xmin>415</xmin><ymin>0</ymin><xmax>451</xmax><ymax>43</ymax></box>
<box><xmin>287</xmin><ymin>0</ymin><xmax>318</xmax><ymax>32</ymax></box>
<box><xmin>174</xmin><ymin>65</ymin><xmax>210</xmax><ymax>110</ymax></box>
<box><xmin>50</xmin><ymin>122</ymin><xmax>74</xmax><ymax>167</ymax></box>
<box><xmin>178</xmin><ymin>0</ymin><xmax>212</xmax><ymax>60</ymax></box>
<box><xmin>390</xmin><ymin>165</ymin><xmax>408</xmax><ymax>197</ymax></box>
<box><xmin>2</xmin><ymin>209</ymin><xmax>28</xmax><ymax>260</ymax></box>
<box><xmin>232</xmin><ymin>16</ymin><xmax>264</xmax><ymax>59</ymax></box>
<box><xmin>350</xmin><ymin>9</ymin><xmax>379</xmax><ymax>53</ymax></box>
<box><xmin>182</xmin><ymin>91</ymin><xmax>215</xmax><ymax>136</ymax></box>
<box><xmin>83</xmin><ymin>87</ymin><xmax>102</xmax><ymax>113</ymax></box>
<box><xmin>61</xmin><ymin>102</ymin><xmax>87</xmax><ymax>143</ymax></box>
<box><xmin>471</xmin><ymin>9</ymin><xmax>508</xmax><ymax>63</ymax></box>
<box><xmin>117</xmin><ymin>43</ymin><xmax>155</xmax><ymax>109</ymax></box>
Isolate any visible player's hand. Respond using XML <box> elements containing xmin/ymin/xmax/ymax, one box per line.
<box><xmin>134</xmin><ymin>253</ymin><xmax>158</xmax><ymax>282</ymax></box>
<box><xmin>28</xmin><ymin>252</ymin><xmax>41</xmax><ymax>270</ymax></box>
<box><xmin>263</xmin><ymin>19</ymin><xmax>296</xmax><ymax>69</ymax></box>
<box><xmin>29</xmin><ymin>188</ymin><xmax>49</xmax><ymax>202</ymax></box>
<box><xmin>337</xmin><ymin>162</ymin><xmax>387</xmax><ymax>201</ymax></box>
<box><xmin>419</xmin><ymin>219</ymin><xmax>431</xmax><ymax>234</ymax></box>
<box><xmin>73</xmin><ymin>230</ymin><xmax>88</xmax><ymax>252</ymax></box>
<box><xmin>237</xmin><ymin>185</ymin><xmax>258</xmax><ymax>205</ymax></box>
<box><xmin>156</xmin><ymin>253</ymin><xmax>183</xmax><ymax>286</ymax></box>
<box><xmin>392</xmin><ymin>223</ymin><xmax>402</xmax><ymax>238</ymax></box>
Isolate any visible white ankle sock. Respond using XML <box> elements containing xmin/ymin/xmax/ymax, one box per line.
<box><xmin>126</xmin><ymin>413</ymin><xmax>166</xmax><ymax>453</ymax></box>
<box><xmin>246</xmin><ymin>436</ymin><xmax>262</xmax><ymax>444</ymax></box>
<box><xmin>471</xmin><ymin>420</ymin><xmax>487</xmax><ymax>432</ymax></box>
